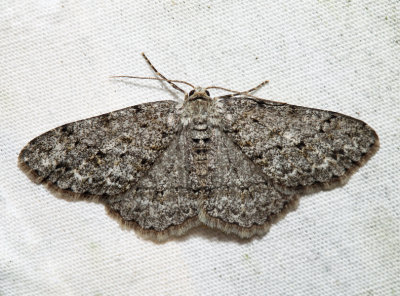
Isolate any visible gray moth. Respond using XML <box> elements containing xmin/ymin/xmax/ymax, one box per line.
<box><xmin>19</xmin><ymin>54</ymin><xmax>379</xmax><ymax>241</ymax></box>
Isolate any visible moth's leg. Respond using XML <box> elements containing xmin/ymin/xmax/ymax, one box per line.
<box><xmin>210</xmin><ymin>80</ymin><xmax>269</xmax><ymax>100</ymax></box>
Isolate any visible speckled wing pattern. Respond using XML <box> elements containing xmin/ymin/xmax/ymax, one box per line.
<box><xmin>220</xmin><ymin>97</ymin><xmax>379</xmax><ymax>190</ymax></box>
<box><xmin>19</xmin><ymin>94</ymin><xmax>379</xmax><ymax>241</ymax></box>
<box><xmin>19</xmin><ymin>101</ymin><xmax>181</xmax><ymax>196</ymax></box>
<box><xmin>202</xmin><ymin>97</ymin><xmax>379</xmax><ymax>238</ymax></box>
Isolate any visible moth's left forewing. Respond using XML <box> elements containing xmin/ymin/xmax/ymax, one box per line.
<box><xmin>18</xmin><ymin>100</ymin><xmax>181</xmax><ymax>197</ymax></box>
<box><xmin>219</xmin><ymin>97</ymin><xmax>379</xmax><ymax>193</ymax></box>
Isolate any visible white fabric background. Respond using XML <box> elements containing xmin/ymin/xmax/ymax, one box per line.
<box><xmin>1</xmin><ymin>1</ymin><xmax>399</xmax><ymax>295</ymax></box>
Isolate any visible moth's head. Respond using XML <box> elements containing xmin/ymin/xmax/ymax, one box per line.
<box><xmin>186</xmin><ymin>87</ymin><xmax>211</xmax><ymax>101</ymax></box>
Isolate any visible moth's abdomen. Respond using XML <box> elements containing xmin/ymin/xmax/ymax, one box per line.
<box><xmin>189</xmin><ymin>118</ymin><xmax>214</xmax><ymax>188</ymax></box>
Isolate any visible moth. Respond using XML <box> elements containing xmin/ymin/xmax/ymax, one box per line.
<box><xmin>19</xmin><ymin>53</ymin><xmax>379</xmax><ymax>241</ymax></box>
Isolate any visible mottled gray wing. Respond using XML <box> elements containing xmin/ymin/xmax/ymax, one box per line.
<box><xmin>200</xmin><ymin>128</ymin><xmax>297</xmax><ymax>238</ymax></box>
<box><xmin>19</xmin><ymin>101</ymin><xmax>180</xmax><ymax>196</ymax></box>
<box><xmin>220</xmin><ymin>97</ymin><xmax>379</xmax><ymax>193</ymax></box>
<box><xmin>108</xmin><ymin>128</ymin><xmax>200</xmax><ymax>240</ymax></box>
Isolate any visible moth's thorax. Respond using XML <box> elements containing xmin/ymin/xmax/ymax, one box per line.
<box><xmin>177</xmin><ymin>88</ymin><xmax>218</xmax><ymax>188</ymax></box>
<box><xmin>178</xmin><ymin>87</ymin><xmax>219</xmax><ymax>126</ymax></box>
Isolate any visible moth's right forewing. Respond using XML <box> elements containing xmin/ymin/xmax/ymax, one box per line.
<box><xmin>220</xmin><ymin>97</ymin><xmax>379</xmax><ymax>193</ymax></box>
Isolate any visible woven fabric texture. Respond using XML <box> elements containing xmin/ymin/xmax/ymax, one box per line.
<box><xmin>1</xmin><ymin>1</ymin><xmax>399</xmax><ymax>295</ymax></box>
